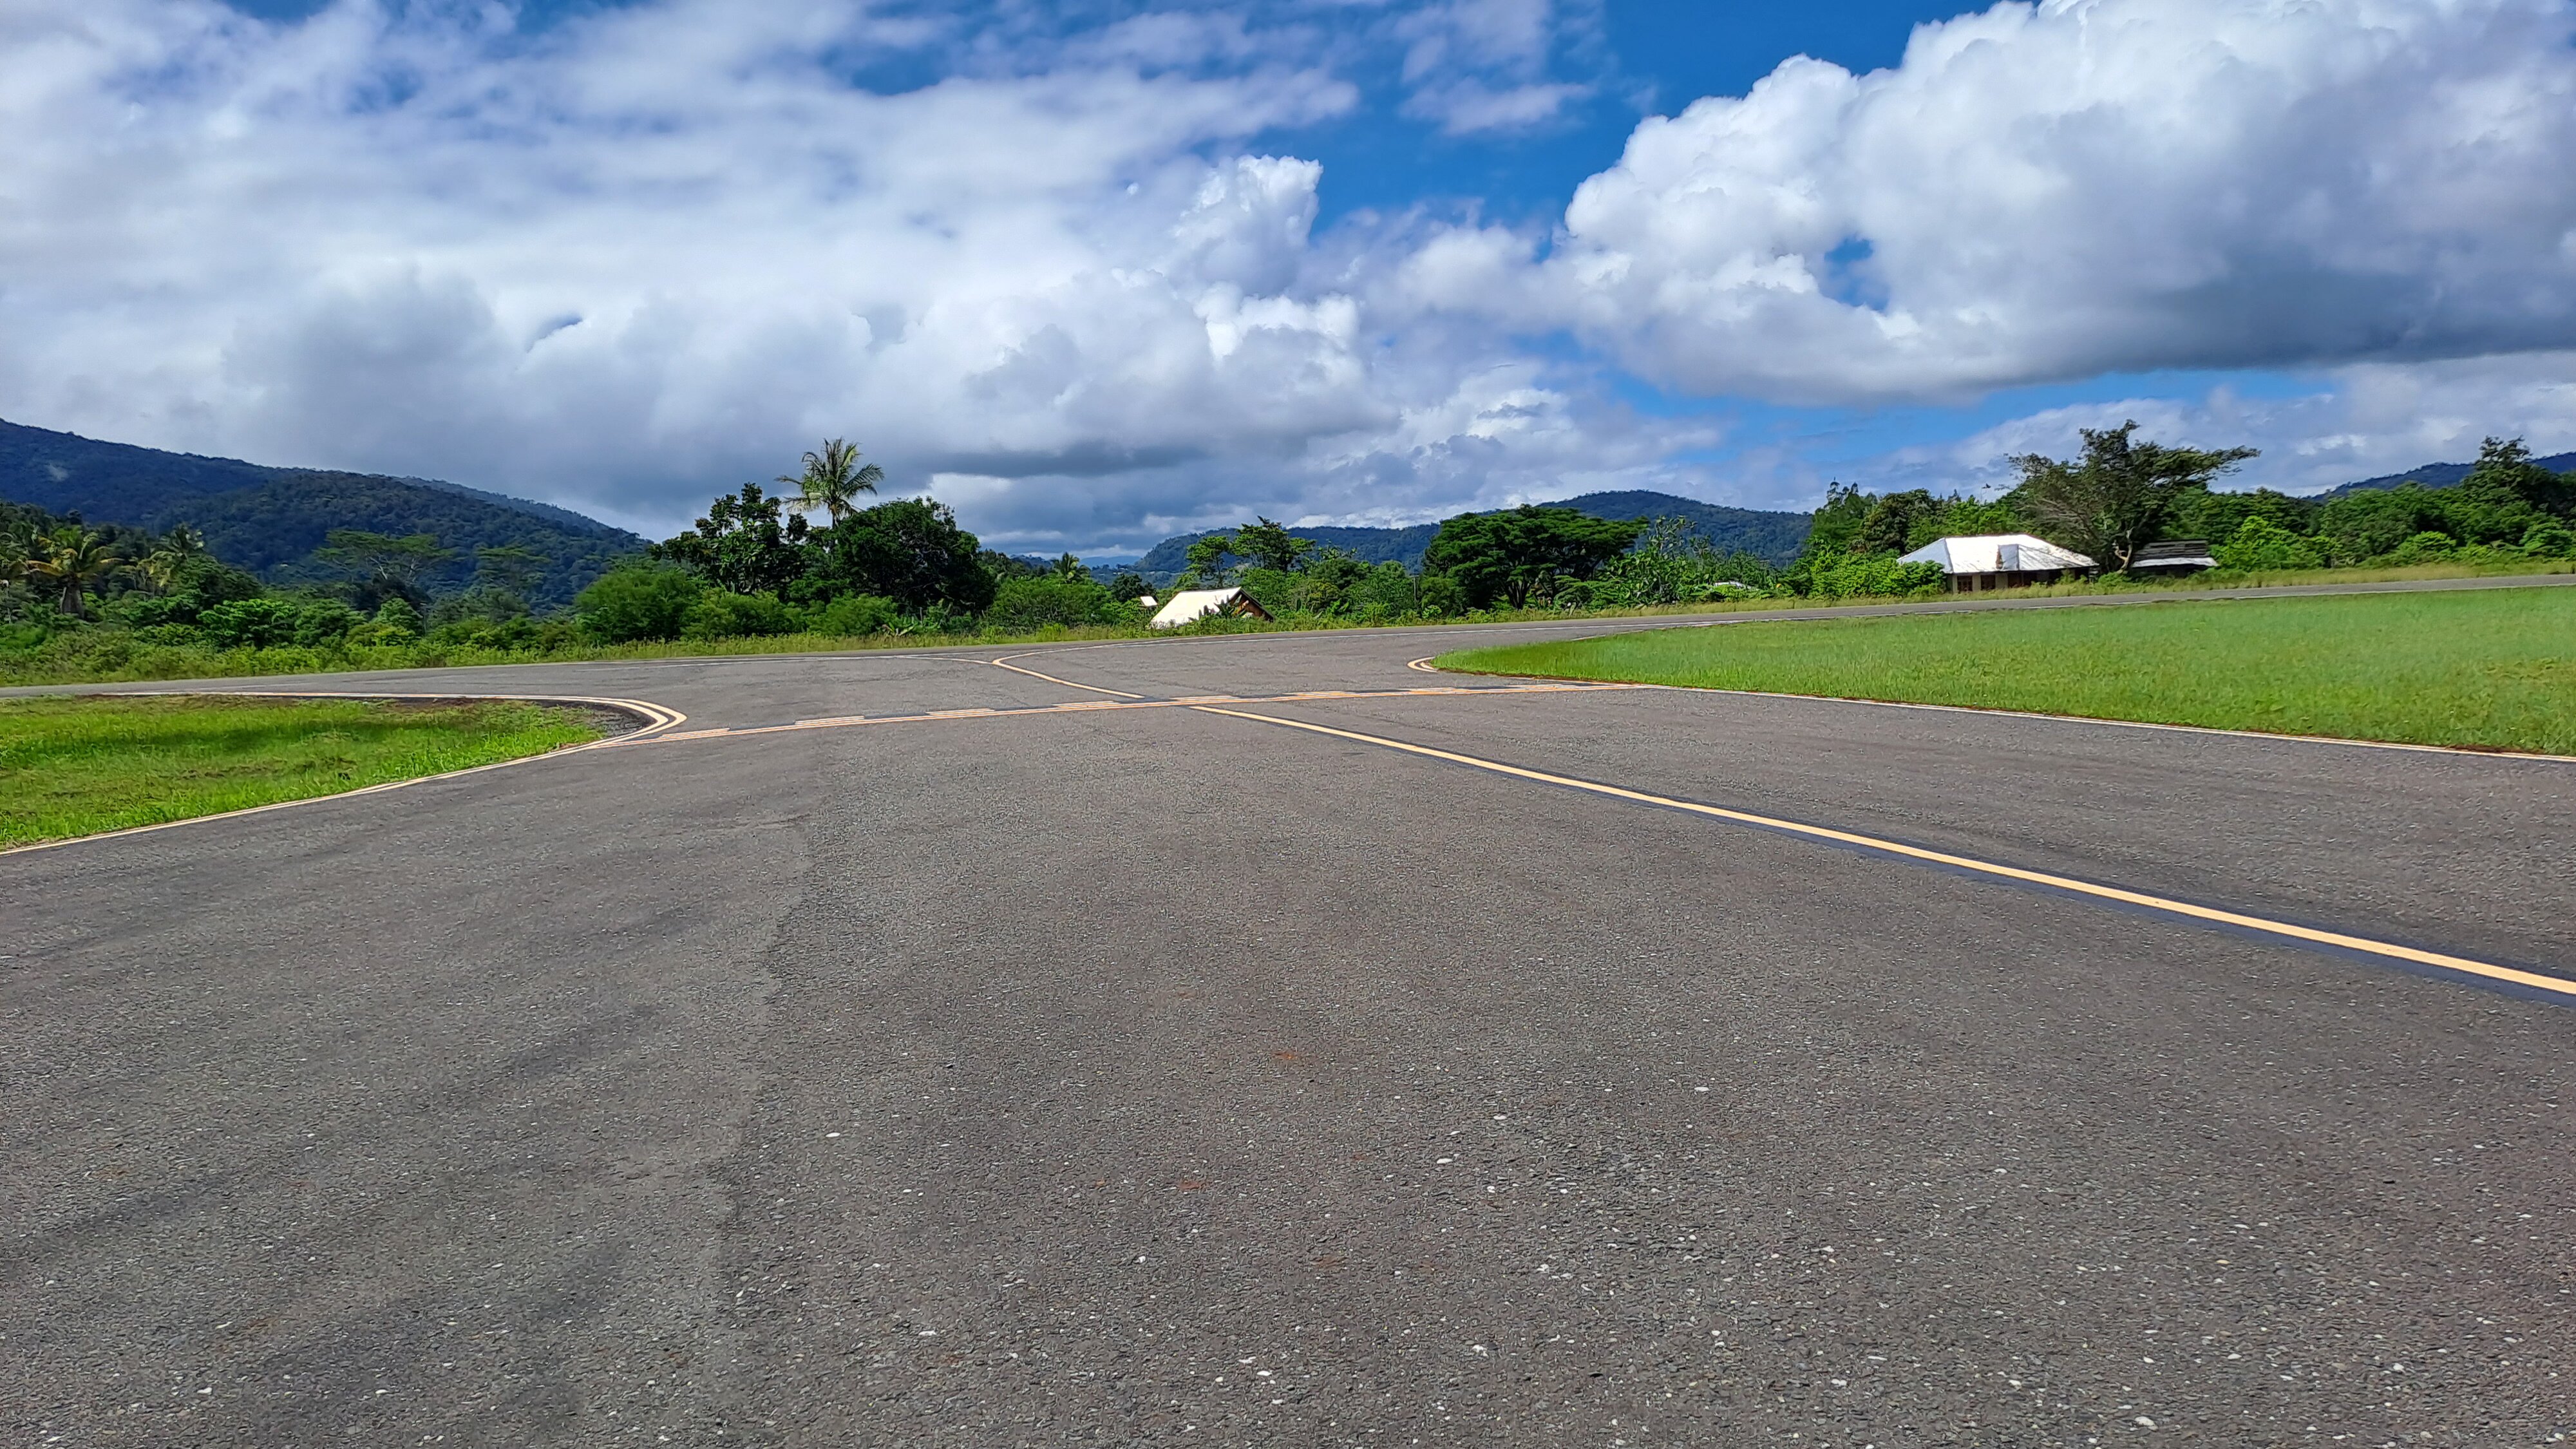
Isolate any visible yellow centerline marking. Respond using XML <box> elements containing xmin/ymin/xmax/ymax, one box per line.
<box><xmin>605</xmin><ymin>682</ymin><xmax>1644</xmax><ymax>745</ymax></box>
<box><xmin>989</xmin><ymin>654</ymin><xmax>1146</xmax><ymax>698</ymax></box>
<box><xmin>1186</xmin><ymin>704</ymin><xmax>2575</xmax><ymax>1002</ymax></box>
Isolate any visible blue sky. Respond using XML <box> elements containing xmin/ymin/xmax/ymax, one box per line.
<box><xmin>8</xmin><ymin>0</ymin><xmax>2574</xmax><ymax>552</ymax></box>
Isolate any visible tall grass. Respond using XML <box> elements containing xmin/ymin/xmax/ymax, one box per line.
<box><xmin>1437</xmin><ymin>587</ymin><xmax>2576</xmax><ymax>754</ymax></box>
<box><xmin>0</xmin><ymin>696</ymin><xmax>601</xmax><ymax>847</ymax></box>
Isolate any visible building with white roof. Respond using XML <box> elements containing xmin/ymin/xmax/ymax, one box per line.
<box><xmin>1895</xmin><ymin>534</ymin><xmax>2098</xmax><ymax>592</ymax></box>
<box><xmin>1148</xmin><ymin>587</ymin><xmax>1274</xmax><ymax>629</ymax></box>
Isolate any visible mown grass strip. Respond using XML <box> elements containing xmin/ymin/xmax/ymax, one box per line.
<box><xmin>0</xmin><ymin>695</ymin><xmax>602</xmax><ymax>848</ymax></box>
<box><xmin>1436</xmin><ymin>587</ymin><xmax>2576</xmax><ymax>755</ymax></box>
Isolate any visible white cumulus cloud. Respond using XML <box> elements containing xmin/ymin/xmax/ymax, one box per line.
<box><xmin>1533</xmin><ymin>0</ymin><xmax>2576</xmax><ymax>401</ymax></box>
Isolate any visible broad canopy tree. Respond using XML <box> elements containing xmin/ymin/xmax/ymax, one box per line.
<box><xmin>2012</xmin><ymin>422</ymin><xmax>2258</xmax><ymax>571</ymax></box>
<box><xmin>1422</xmin><ymin>506</ymin><xmax>1646</xmax><ymax>609</ymax></box>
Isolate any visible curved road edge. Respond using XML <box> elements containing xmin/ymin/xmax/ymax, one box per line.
<box><xmin>0</xmin><ymin>690</ymin><xmax>689</xmax><ymax>858</ymax></box>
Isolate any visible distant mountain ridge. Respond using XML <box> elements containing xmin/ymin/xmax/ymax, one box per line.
<box><xmin>2319</xmin><ymin>450</ymin><xmax>2576</xmax><ymax>498</ymax></box>
<box><xmin>0</xmin><ymin>418</ymin><xmax>643</xmax><ymax>607</ymax></box>
<box><xmin>1128</xmin><ymin>491</ymin><xmax>1814</xmax><ymax>582</ymax></box>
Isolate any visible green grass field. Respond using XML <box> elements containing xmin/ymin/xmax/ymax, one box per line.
<box><xmin>0</xmin><ymin>695</ymin><xmax>603</xmax><ymax>848</ymax></box>
<box><xmin>1437</xmin><ymin>587</ymin><xmax>2576</xmax><ymax>754</ymax></box>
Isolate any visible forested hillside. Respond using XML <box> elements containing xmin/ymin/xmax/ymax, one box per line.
<box><xmin>1128</xmin><ymin>490</ymin><xmax>1808</xmax><ymax>581</ymax></box>
<box><xmin>0</xmin><ymin>419</ymin><xmax>640</xmax><ymax>607</ymax></box>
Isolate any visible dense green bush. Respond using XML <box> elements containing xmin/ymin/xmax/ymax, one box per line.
<box><xmin>985</xmin><ymin>574</ymin><xmax>1126</xmax><ymax>631</ymax></box>
<box><xmin>1805</xmin><ymin>556</ymin><xmax>1943</xmax><ymax>598</ymax></box>
<box><xmin>2520</xmin><ymin>521</ymin><xmax>2576</xmax><ymax>558</ymax></box>
<box><xmin>574</xmin><ymin>562</ymin><xmax>705</xmax><ymax>642</ymax></box>
<box><xmin>2213</xmin><ymin>516</ymin><xmax>2327</xmax><ymax>571</ymax></box>
<box><xmin>683</xmin><ymin>590</ymin><xmax>797</xmax><ymax>639</ymax></box>
<box><xmin>2386</xmin><ymin>531</ymin><xmax>2458</xmax><ymax>565</ymax></box>
<box><xmin>196</xmin><ymin>596</ymin><xmax>365</xmax><ymax>649</ymax></box>
<box><xmin>807</xmin><ymin>592</ymin><xmax>902</xmax><ymax>636</ymax></box>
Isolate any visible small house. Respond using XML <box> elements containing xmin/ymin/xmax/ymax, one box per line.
<box><xmin>1148</xmin><ymin>587</ymin><xmax>1274</xmax><ymax>629</ymax></box>
<box><xmin>1895</xmin><ymin>534</ymin><xmax>2098</xmax><ymax>592</ymax></box>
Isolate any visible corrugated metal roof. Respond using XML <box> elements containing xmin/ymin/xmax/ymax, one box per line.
<box><xmin>1895</xmin><ymin>534</ymin><xmax>2097</xmax><ymax>574</ymax></box>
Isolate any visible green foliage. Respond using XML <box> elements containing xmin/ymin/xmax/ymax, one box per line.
<box><xmin>197</xmin><ymin>596</ymin><xmax>365</xmax><ymax>648</ymax></box>
<box><xmin>1417</xmin><ymin>573</ymin><xmax>1468</xmax><ymax>616</ymax></box>
<box><xmin>1182</xmin><ymin>533</ymin><xmax>1238</xmax><ymax>587</ymax></box>
<box><xmin>2520</xmin><ymin>520</ymin><xmax>2576</xmax><ymax>559</ymax></box>
<box><xmin>2011</xmin><ymin>421</ymin><xmax>2259</xmax><ymax>570</ymax></box>
<box><xmin>780</xmin><ymin>438</ymin><xmax>882</xmax><ymax>524</ymax></box>
<box><xmin>2387</xmin><ymin>531</ymin><xmax>2458</xmax><ymax>565</ymax></box>
<box><xmin>1232</xmin><ymin>517</ymin><xmax>1315</xmax><ymax>573</ymax></box>
<box><xmin>574</xmin><ymin>561</ymin><xmax>705</xmax><ymax>642</ymax></box>
<box><xmin>652</xmin><ymin>482</ymin><xmax>811</xmax><ymax>596</ymax></box>
<box><xmin>1106</xmin><ymin>570</ymin><xmax>1151</xmax><ymax>601</ymax></box>
<box><xmin>2211</xmin><ymin>517</ymin><xmax>2327</xmax><ymax>572</ymax></box>
<box><xmin>1440</xmin><ymin>587</ymin><xmax>2576</xmax><ymax>754</ymax></box>
<box><xmin>986</xmin><ymin>574</ymin><xmax>1127</xmax><ymax>630</ymax></box>
<box><xmin>1801</xmin><ymin>484</ymin><xmax>1875</xmax><ymax>560</ymax></box>
<box><xmin>2169</xmin><ymin>487</ymin><xmax>2310</xmax><ymax>544</ymax></box>
<box><xmin>808</xmin><ymin>593</ymin><xmax>902</xmax><ymax>636</ymax></box>
<box><xmin>372</xmin><ymin>596</ymin><xmax>425</xmax><ymax>638</ymax></box>
<box><xmin>682</xmin><ymin>590</ymin><xmax>797</xmax><ymax>639</ymax></box>
<box><xmin>1803</xmin><ymin>555</ymin><xmax>1944</xmax><ymax>598</ymax></box>
<box><xmin>1422</xmin><ymin>506</ymin><xmax>1646</xmax><ymax>608</ymax></box>
<box><xmin>1589</xmin><ymin>518</ymin><xmax>1783</xmax><ymax>607</ymax></box>
<box><xmin>806</xmin><ymin>497</ymin><xmax>996</xmax><ymax>614</ymax></box>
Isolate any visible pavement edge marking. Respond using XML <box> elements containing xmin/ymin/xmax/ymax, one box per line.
<box><xmin>1188</xmin><ymin>703</ymin><xmax>2576</xmax><ymax>1002</ymax></box>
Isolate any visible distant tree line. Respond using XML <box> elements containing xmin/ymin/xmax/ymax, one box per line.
<box><xmin>12</xmin><ymin>428</ymin><xmax>2573</xmax><ymax>677</ymax></box>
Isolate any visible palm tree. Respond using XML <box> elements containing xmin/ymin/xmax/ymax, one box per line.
<box><xmin>24</xmin><ymin>526</ymin><xmax>122</xmax><ymax>617</ymax></box>
<box><xmin>780</xmin><ymin>439</ymin><xmax>883</xmax><ymax>524</ymax></box>
<box><xmin>141</xmin><ymin>524</ymin><xmax>207</xmax><ymax>593</ymax></box>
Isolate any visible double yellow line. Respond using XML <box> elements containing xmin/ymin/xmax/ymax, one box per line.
<box><xmin>1189</xmin><ymin>705</ymin><xmax>2576</xmax><ymax>1003</ymax></box>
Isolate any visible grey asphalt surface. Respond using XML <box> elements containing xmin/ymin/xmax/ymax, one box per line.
<box><xmin>6</xmin><ymin>583</ymin><xmax>2575</xmax><ymax>1447</ymax></box>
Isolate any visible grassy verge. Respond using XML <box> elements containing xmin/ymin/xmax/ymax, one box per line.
<box><xmin>1437</xmin><ymin>587</ymin><xmax>2576</xmax><ymax>755</ymax></box>
<box><xmin>0</xmin><ymin>695</ymin><xmax>605</xmax><ymax>848</ymax></box>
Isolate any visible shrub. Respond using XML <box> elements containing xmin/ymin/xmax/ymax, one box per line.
<box><xmin>2520</xmin><ymin>521</ymin><xmax>2576</xmax><ymax>559</ymax></box>
<box><xmin>682</xmin><ymin>590</ymin><xmax>796</xmax><ymax>639</ymax></box>
<box><xmin>428</xmin><ymin>616</ymin><xmax>541</xmax><ymax>650</ymax></box>
<box><xmin>197</xmin><ymin>598</ymin><xmax>304</xmax><ymax>649</ymax></box>
<box><xmin>2386</xmin><ymin>531</ymin><xmax>2457</xmax><ymax>565</ymax></box>
<box><xmin>1417</xmin><ymin>573</ymin><xmax>1468</xmax><ymax>616</ymax></box>
<box><xmin>373</xmin><ymin>596</ymin><xmax>425</xmax><ymax>638</ymax></box>
<box><xmin>808</xmin><ymin>593</ymin><xmax>902</xmax><ymax>636</ymax></box>
<box><xmin>1807</xmin><ymin>556</ymin><xmax>1944</xmax><ymax>598</ymax></box>
<box><xmin>2212</xmin><ymin>516</ymin><xmax>2326</xmax><ymax>572</ymax></box>
<box><xmin>984</xmin><ymin>575</ymin><xmax>1124</xmax><ymax>631</ymax></box>
<box><xmin>575</xmin><ymin>562</ymin><xmax>704</xmax><ymax>642</ymax></box>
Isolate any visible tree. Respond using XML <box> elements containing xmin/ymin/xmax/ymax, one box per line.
<box><xmin>1052</xmin><ymin>552</ymin><xmax>1090</xmax><ymax>581</ymax></box>
<box><xmin>313</xmin><ymin>530</ymin><xmax>453</xmax><ymax>591</ymax></box>
<box><xmin>808</xmin><ymin>497</ymin><xmax>996</xmax><ymax>614</ymax></box>
<box><xmin>2458</xmin><ymin>437</ymin><xmax>2573</xmax><ymax>518</ymax></box>
<box><xmin>140</xmin><ymin>525</ymin><xmax>210</xmax><ymax>594</ymax></box>
<box><xmin>653</xmin><ymin>483</ymin><xmax>811</xmax><ymax>595</ymax></box>
<box><xmin>1852</xmin><ymin>490</ymin><xmax>1937</xmax><ymax>557</ymax></box>
<box><xmin>1182</xmin><ymin>533</ymin><xmax>1237</xmax><ymax>587</ymax></box>
<box><xmin>781</xmin><ymin>439</ymin><xmax>884</xmax><ymax>524</ymax></box>
<box><xmin>1232</xmin><ymin>516</ymin><xmax>1314</xmax><ymax>573</ymax></box>
<box><xmin>574</xmin><ymin>561</ymin><xmax>705</xmax><ymax>642</ymax></box>
<box><xmin>473</xmin><ymin>545</ymin><xmax>548</xmax><ymax>607</ymax></box>
<box><xmin>2011</xmin><ymin>422</ymin><xmax>2257</xmax><ymax>571</ymax></box>
<box><xmin>23</xmin><ymin>527</ymin><xmax>122</xmax><ymax>616</ymax></box>
<box><xmin>1421</xmin><ymin>506</ymin><xmax>1646</xmax><ymax>609</ymax></box>
<box><xmin>1106</xmin><ymin>569</ymin><xmax>1151</xmax><ymax>601</ymax></box>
